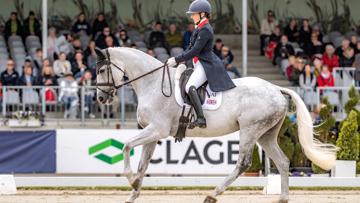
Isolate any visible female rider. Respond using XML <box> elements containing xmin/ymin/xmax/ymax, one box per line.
<box><xmin>166</xmin><ymin>0</ymin><xmax>236</xmax><ymax>129</ymax></box>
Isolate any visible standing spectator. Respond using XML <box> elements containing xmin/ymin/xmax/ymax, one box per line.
<box><xmin>17</xmin><ymin>62</ymin><xmax>39</xmax><ymax>86</ymax></box>
<box><xmin>79</xmin><ymin>70</ymin><xmax>95</xmax><ymax>118</ymax></box>
<box><xmin>183</xmin><ymin>22</ymin><xmax>195</xmax><ymax>50</ymax></box>
<box><xmin>260</xmin><ymin>10</ymin><xmax>278</xmax><ymax>55</ymax></box>
<box><xmin>71</xmin><ymin>51</ymin><xmax>88</xmax><ymax>79</ymax></box>
<box><xmin>59</xmin><ymin>73</ymin><xmax>79</xmax><ymax>119</ymax></box>
<box><xmin>299</xmin><ymin>19</ymin><xmax>312</xmax><ymax>51</ymax></box>
<box><xmin>339</xmin><ymin>47</ymin><xmax>355</xmax><ymax>67</ymax></box>
<box><xmin>149</xmin><ymin>22</ymin><xmax>166</xmax><ymax>49</ymax></box>
<box><xmin>299</xmin><ymin>64</ymin><xmax>317</xmax><ymax>109</ymax></box>
<box><xmin>354</xmin><ymin>53</ymin><xmax>360</xmax><ymax>86</ymax></box>
<box><xmin>0</xmin><ymin>59</ymin><xmax>19</xmax><ymax>86</ymax></box>
<box><xmin>92</xmin><ymin>12</ymin><xmax>108</xmax><ymax>38</ymax></box>
<box><xmin>95</xmin><ymin>27</ymin><xmax>119</xmax><ymax>49</ymax></box>
<box><xmin>213</xmin><ymin>38</ymin><xmax>223</xmax><ymax>59</ymax></box>
<box><xmin>53</xmin><ymin>52</ymin><xmax>72</xmax><ymax>77</ymax></box>
<box><xmin>221</xmin><ymin>46</ymin><xmax>241</xmax><ymax>78</ymax></box>
<box><xmin>322</xmin><ymin>44</ymin><xmax>339</xmax><ymax>72</ymax></box>
<box><xmin>165</xmin><ymin>23</ymin><xmax>182</xmax><ymax>49</ymax></box>
<box><xmin>4</xmin><ymin>12</ymin><xmax>22</xmax><ymax>41</ymax></box>
<box><xmin>23</xmin><ymin>11</ymin><xmax>41</xmax><ymax>39</ymax></box>
<box><xmin>284</xmin><ymin>18</ymin><xmax>299</xmax><ymax>43</ymax></box>
<box><xmin>47</xmin><ymin>27</ymin><xmax>57</xmax><ymax>61</ymax></box>
<box><xmin>72</xmin><ymin>12</ymin><xmax>91</xmax><ymax>35</ymax></box>
<box><xmin>335</xmin><ymin>38</ymin><xmax>350</xmax><ymax>58</ymax></box>
<box><xmin>84</xmin><ymin>40</ymin><xmax>97</xmax><ymax>70</ymax></box>
<box><xmin>273</xmin><ymin>35</ymin><xmax>295</xmax><ymax>68</ymax></box>
<box><xmin>116</xmin><ymin>29</ymin><xmax>132</xmax><ymax>47</ymax></box>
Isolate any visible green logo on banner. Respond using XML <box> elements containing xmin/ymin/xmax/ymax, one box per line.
<box><xmin>89</xmin><ymin>139</ymin><xmax>134</xmax><ymax>164</ymax></box>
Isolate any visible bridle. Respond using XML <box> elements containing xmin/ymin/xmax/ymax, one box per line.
<box><xmin>96</xmin><ymin>49</ymin><xmax>173</xmax><ymax>98</ymax></box>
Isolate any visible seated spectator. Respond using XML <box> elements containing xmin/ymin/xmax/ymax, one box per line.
<box><xmin>32</xmin><ymin>48</ymin><xmax>43</xmax><ymax>76</ymax></box>
<box><xmin>312</xmin><ymin>57</ymin><xmax>323</xmax><ymax>77</ymax></box>
<box><xmin>183</xmin><ymin>22</ymin><xmax>195</xmax><ymax>50</ymax></box>
<box><xmin>339</xmin><ymin>47</ymin><xmax>355</xmax><ymax>67</ymax></box>
<box><xmin>72</xmin><ymin>12</ymin><xmax>91</xmax><ymax>35</ymax></box>
<box><xmin>55</xmin><ymin>33</ymin><xmax>74</xmax><ymax>57</ymax></box>
<box><xmin>335</xmin><ymin>38</ymin><xmax>350</xmax><ymax>58</ymax></box>
<box><xmin>299</xmin><ymin>64</ymin><xmax>317</xmax><ymax>109</ymax></box>
<box><xmin>116</xmin><ymin>29</ymin><xmax>132</xmax><ymax>47</ymax></box>
<box><xmin>92</xmin><ymin>12</ymin><xmax>108</xmax><ymax>38</ymax></box>
<box><xmin>53</xmin><ymin>52</ymin><xmax>72</xmax><ymax>77</ymax></box>
<box><xmin>23</xmin><ymin>11</ymin><xmax>41</xmax><ymax>39</ymax></box>
<box><xmin>59</xmin><ymin>73</ymin><xmax>79</xmax><ymax>119</ymax></box>
<box><xmin>312</xmin><ymin>25</ymin><xmax>323</xmax><ymax>42</ymax></box>
<box><xmin>166</xmin><ymin>23</ymin><xmax>182</xmax><ymax>49</ymax></box>
<box><xmin>355</xmin><ymin>41</ymin><xmax>360</xmax><ymax>55</ymax></box>
<box><xmin>260</xmin><ymin>10</ymin><xmax>278</xmax><ymax>55</ymax></box>
<box><xmin>95</xmin><ymin>26</ymin><xmax>119</xmax><ymax>49</ymax></box>
<box><xmin>84</xmin><ymin>40</ymin><xmax>97</xmax><ymax>70</ymax></box>
<box><xmin>78</xmin><ymin>70</ymin><xmax>95</xmax><ymax>118</ymax></box>
<box><xmin>265</xmin><ymin>26</ymin><xmax>281</xmax><ymax>60</ymax></box>
<box><xmin>4</xmin><ymin>12</ymin><xmax>22</xmax><ymax>41</ymax></box>
<box><xmin>147</xmin><ymin>49</ymin><xmax>156</xmax><ymax>58</ymax></box>
<box><xmin>221</xmin><ymin>46</ymin><xmax>240</xmax><ymax>78</ymax></box>
<box><xmin>149</xmin><ymin>22</ymin><xmax>166</xmax><ymax>49</ymax></box>
<box><xmin>39</xmin><ymin>59</ymin><xmax>57</xmax><ymax>86</ymax></box>
<box><xmin>213</xmin><ymin>38</ymin><xmax>223</xmax><ymax>59</ymax></box>
<box><xmin>284</xmin><ymin>18</ymin><xmax>299</xmax><ymax>43</ymax></box>
<box><xmin>299</xmin><ymin>19</ymin><xmax>312</xmax><ymax>51</ymax></box>
<box><xmin>67</xmin><ymin>36</ymin><xmax>83</xmax><ymax>61</ymax></box>
<box><xmin>305</xmin><ymin>32</ymin><xmax>323</xmax><ymax>57</ymax></box>
<box><xmin>317</xmin><ymin>65</ymin><xmax>335</xmax><ymax>88</ymax></box>
<box><xmin>105</xmin><ymin>35</ymin><xmax>115</xmax><ymax>48</ymax></box>
<box><xmin>322</xmin><ymin>44</ymin><xmax>339</xmax><ymax>72</ymax></box>
<box><xmin>17</xmin><ymin>62</ymin><xmax>39</xmax><ymax>86</ymax></box>
<box><xmin>350</xmin><ymin>34</ymin><xmax>358</xmax><ymax>50</ymax></box>
<box><xmin>269</xmin><ymin>25</ymin><xmax>281</xmax><ymax>43</ymax></box>
<box><xmin>288</xmin><ymin>57</ymin><xmax>305</xmax><ymax>86</ymax></box>
<box><xmin>71</xmin><ymin>51</ymin><xmax>88</xmax><ymax>79</ymax></box>
<box><xmin>0</xmin><ymin>59</ymin><xmax>19</xmax><ymax>86</ymax></box>
<box><xmin>273</xmin><ymin>35</ymin><xmax>295</xmax><ymax>68</ymax></box>
<box><xmin>285</xmin><ymin>56</ymin><xmax>296</xmax><ymax>79</ymax></box>
<box><xmin>354</xmin><ymin>53</ymin><xmax>360</xmax><ymax>86</ymax></box>
<box><xmin>47</xmin><ymin>27</ymin><xmax>57</xmax><ymax>61</ymax></box>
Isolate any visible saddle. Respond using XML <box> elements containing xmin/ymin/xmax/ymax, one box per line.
<box><xmin>179</xmin><ymin>68</ymin><xmax>208</xmax><ymax>105</ymax></box>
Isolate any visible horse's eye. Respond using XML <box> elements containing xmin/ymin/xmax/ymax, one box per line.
<box><xmin>99</xmin><ymin>69</ymin><xmax>105</xmax><ymax>74</ymax></box>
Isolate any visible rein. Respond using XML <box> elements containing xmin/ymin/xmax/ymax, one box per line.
<box><xmin>96</xmin><ymin>49</ymin><xmax>173</xmax><ymax>98</ymax></box>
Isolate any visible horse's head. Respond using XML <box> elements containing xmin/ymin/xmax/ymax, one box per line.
<box><xmin>95</xmin><ymin>48</ymin><xmax>125</xmax><ymax>104</ymax></box>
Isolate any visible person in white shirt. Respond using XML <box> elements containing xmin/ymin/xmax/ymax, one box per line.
<box><xmin>260</xmin><ymin>10</ymin><xmax>278</xmax><ymax>55</ymax></box>
<box><xmin>53</xmin><ymin>52</ymin><xmax>72</xmax><ymax>77</ymax></box>
<box><xmin>59</xmin><ymin>72</ymin><xmax>79</xmax><ymax>119</ymax></box>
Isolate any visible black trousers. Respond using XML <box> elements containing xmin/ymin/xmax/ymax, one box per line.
<box><xmin>260</xmin><ymin>34</ymin><xmax>270</xmax><ymax>55</ymax></box>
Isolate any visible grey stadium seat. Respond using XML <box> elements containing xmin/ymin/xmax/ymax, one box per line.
<box><xmin>157</xmin><ymin>53</ymin><xmax>170</xmax><ymax>63</ymax></box>
<box><xmin>328</xmin><ymin>31</ymin><xmax>342</xmax><ymax>42</ymax></box>
<box><xmin>322</xmin><ymin>35</ymin><xmax>330</xmax><ymax>44</ymax></box>
<box><xmin>154</xmin><ymin>47</ymin><xmax>167</xmax><ymax>56</ymax></box>
<box><xmin>333</xmin><ymin>36</ymin><xmax>345</xmax><ymax>48</ymax></box>
<box><xmin>135</xmin><ymin>41</ymin><xmax>147</xmax><ymax>48</ymax></box>
<box><xmin>8</xmin><ymin>35</ymin><xmax>22</xmax><ymax>43</ymax></box>
<box><xmin>170</xmin><ymin>47</ymin><xmax>184</xmax><ymax>57</ymax></box>
<box><xmin>138</xmin><ymin>47</ymin><xmax>148</xmax><ymax>53</ymax></box>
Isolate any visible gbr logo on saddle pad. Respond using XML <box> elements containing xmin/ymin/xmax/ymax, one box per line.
<box><xmin>174</xmin><ymin>65</ymin><xmax>222</xmax><ymax>110</ymax></box>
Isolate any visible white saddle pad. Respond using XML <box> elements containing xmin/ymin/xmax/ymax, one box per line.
<box><xmin>174</xmin><ymin>64</ymin><xmax>222</xmax><ymax>111</ymax></box>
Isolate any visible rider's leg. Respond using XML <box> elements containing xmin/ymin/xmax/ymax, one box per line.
<box><xmin>185</xmin><ymin>61</ymin><xmax>207</xmax><ymax>128</ymax></box>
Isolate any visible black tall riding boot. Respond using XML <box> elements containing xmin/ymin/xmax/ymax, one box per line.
<box><xmin>188</xmin><ymin>86</ymin><xmax>207</xmax><ymax>129</ymax></box>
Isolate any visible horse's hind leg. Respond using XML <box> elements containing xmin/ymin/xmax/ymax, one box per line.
<box><xmin>258</xmin><ymin>115</ymin><xmax>289</xmax><ymax>203</ymax></box>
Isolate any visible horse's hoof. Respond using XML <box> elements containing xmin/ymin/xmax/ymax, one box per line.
<box><xmin>274</xmin><ymin>199</ymin><xmax>288</xmax><ymax>203</ymax></box>
<box><xmin>130</xmin><ymin>178</ymin><xmax>140</xmax><ymax>189</ymax></box>
<box><xmin>204</xmin><ymin>195</ymin><xmax>217</xmax><ymax>203</ymax></box>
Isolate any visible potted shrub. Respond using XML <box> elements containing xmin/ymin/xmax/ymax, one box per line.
<box><xmin>244</xmin><ymin>145</ymin><xmax>262</xmax><ymax>176</ymax></box>
<box><xmin>332</xmin><ymin>111</ymin><xmax>359</xmax><ymax>177</ymax></box>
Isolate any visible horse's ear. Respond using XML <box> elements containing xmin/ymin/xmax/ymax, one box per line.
<box><xmin>95</xmin><ymin>48</ymin><xmax>106</xmax><ymax>61</ymax></box>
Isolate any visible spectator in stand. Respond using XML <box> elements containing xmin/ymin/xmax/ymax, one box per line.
<box><xmin>322</xmin><ymin>44</ymin><xmax>339</xmax><ymax>72</ymax></box>
<box><xmin>273</xmin><ymin>35</ymin><xmax>295</xmax><ymax>70</ymax></box>
<box><xmin>47</xmin><ymin>27</ymin><xmax>57</xmax><ymax>61</ymax></box>
<box><xmin>317</xmin><ymin>65</ymin><xmax>335</xmax><ymax>87</ymax></box>
<box><xmin>38</xmin><ymin>60</ymin><xmax>57</xmax><ymax>86</ymax></box>
<box><xmin>67</xmin><ymin>36</ymin><xmax>83</xmax><ymax>62</ymax></box>
<box><xmin>78</xmin><ymin>70</ymin><xmax>95</xmax><ymax>118</ymax></box>
<box><xmin>0</xmin><ymin>59</ymin><xmax>19</xmax><ymax>86</ymax></box>
<box><xmin>92</xmin><ymin>12</ymin><xmax>108</xmax><ymax>38</ymax></box>
<box><xmin>147</xmin><ymin>49</ymin><xmax>156</xmax><ymax>58</ymax></box>
<box><xmin>71</xmin><ymin>51</ymin><xmax>88</xmax><ymax>79</ymax></box>
<box><xmin>313</xmin><ymin>57</ymin><xmax>323</xmax><ymax>77</ymax></box>
<box><xmin>166</xmin><ymin>23</ymin><xmax>182</xmax><ymax>49</ymax></box>
<box><xmin>265</xmin><ymin>26</ymin><xmax>281</xmax><ymax>60</ymax></box>
<box><xmin>116</xmin><ymin>29</ymin><xmax>132</xmax><ymax>47</ymax></box>
<box><xmin>17</xmin><ymin>62</ymin><xmax>39</xmax><ymax>86</ymax></box>
<box><xmin>307</xmin><ymin>32</ymin><xmax>323</xmax><ymax>57</ymax></box>
<box><xmin>59</xmin><ymin>72</ymin><xmax>79</xmax><ymax>119</ymax></box>
<box><xmin>339</xmin><ymin>47</ymin><xmax>355</xmax><ymax>67</ymax></box>
<box><xmin>260</xmin><ymin>10</ymin><xmax>278</xmax><ymax>55</ymax></box>
<box><xmin>221</xmin><ymin>46</ymin><xmax>241</xmax><ymax>78</ymax></box>
<box><xmin>4</xmin><ymin>12</ymin><xmax>22</xmax><ymax>41</ymax></box>
<box><xmin>55</xmin><ymin>33</ymin><xmax>74</xmax><ymax>57</ymax></box>
<box><xmin>72</xmin><ymin>12</ymin><xmax>91</xmax><ymax>36</ymax></box>
<box><xmin>354</xmin><ymin>53</ymin><xmax>360</xmax><ymax>86</ymax></box>
<box><xmin>312</xmin><ymin>25</ymin><xmax>323</xmax><ymax>42</ymax></box>
<box><xmin>213</xmin><ymin>38</ymin><xmax>223</xmax><ymax>59</ymax></box>
<box><xmin>284</xmin><ymin>18</ymin><xmax>299</xmax><ymax>43</ymax></box>
<box><xmin>285</xmin><ymin>55</ymin><xmax>296</xmax><ymax>80</ymax></box>
<box><xmin>335</xmin><ymin>38</ymin><xmax>350</xmax><ymax>58</ymax></box>
<box><xmin>84</xmin><ymin>40</ymin><xmax>97</xmax><ymax>70</ymax></box>
<box><xmin>23</xmin><ymin>11</ymin><xmax>41</xmax><ymax>39</ymax></box>
<box><xmin>105</xmin><ymin>35</ymin><xmax>115</xmax><ymax>48</ymax></box>
<box><xmin>54</xmin><ymin>52</ymin><xmax>72</xmax><ymax>77</ymax></box>
<box><xmin>183</xmin><ymin>22</ymin><xmax>195</xmax><ymax>50</ymax></box>
<box><xmin>299</xmin><ymin>19</ymin><xmax>312</xmax><ymax>52</ymax></box>
<box><xmin>95</xmin><ymin>26</ymin><xmax>119</xmax><ymax>49</ymax></box>
<box><xmin>32</xmin><ymin>48</ymin><xmax>43</xmax><ymax>77</ymax></box>
<box><xmin>269</xmin><ymin>26</ymin><xmax>281</xmax><ymax>43</ymax></box>
<box><xmin>355</xmin><ymin>41</ymin><xmax>360</xmax><ymax>54</ymax></box>
<box><xmin>299</xmin><ymin>64</ymin><xmax>317</xmax><ymax>109</ymax></box>
<box><xmin>149</xmin><ymin>22</ymin><xmax>166</xmax><ymax>49</ymax></box>
<box><xmin>350</xmin><ymin>35</ymin><xmax>358</xmax><ymax>50</ymax></box>
<box><xmin>289</xmin><ymin>57</ymin><xmax>305</xmax><ymax>86</ymax></box>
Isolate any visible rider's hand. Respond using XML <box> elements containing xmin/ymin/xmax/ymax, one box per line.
<box><xmin>166</xmin><ymin>57</ymin><xmax>178</xmax><ymax>67</ymax></box>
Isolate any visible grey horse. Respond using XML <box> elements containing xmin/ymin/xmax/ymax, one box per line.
<box><xmin>95</xmin><ymin>47</ymin><xmax>337</xmax><ymax>203</ymax></box>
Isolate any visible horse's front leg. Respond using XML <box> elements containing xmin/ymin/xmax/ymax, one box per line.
<box><xmin>123</xmin><ymin>124</ymin><xmax>166</xmax><ymax>186</ymax></box>
<box><xmin>125</xmin><ymin>141</ymin><xmax>157</xmax><ymax>203</ymax></box>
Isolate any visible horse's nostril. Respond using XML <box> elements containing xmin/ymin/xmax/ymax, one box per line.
<box><xmin>99</xmin><ymin>96</ymin><xmax>104</xmax><ymax>102</ymax></box>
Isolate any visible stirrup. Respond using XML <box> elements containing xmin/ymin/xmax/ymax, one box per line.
<box><xmin>188</xmin><ymin>118</ymin><xmax>207</xmax><ymax>129</ymax></box>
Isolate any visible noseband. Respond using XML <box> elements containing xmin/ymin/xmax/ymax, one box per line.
<box><xmin>96</xmin><ymin>48</ymin><xmax>173</xmax><ymax>98</ymax></box>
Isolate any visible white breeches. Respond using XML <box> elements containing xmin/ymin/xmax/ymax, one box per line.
<box><xmin>185</xmin><ymin>61</ymin><xmax>207</xmax><ymax>93</ymax></box>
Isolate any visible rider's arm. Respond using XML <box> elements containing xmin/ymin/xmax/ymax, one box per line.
<box><xmin>175</xmin><ymin>28</ymin><xmax>211</xmax><ymax>63</ymax></box>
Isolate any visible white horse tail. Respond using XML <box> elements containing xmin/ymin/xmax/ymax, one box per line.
<box><xmin>280</xmin><ymin>87</ymin><xmax>338</xmax><ymax>170</ymax></box>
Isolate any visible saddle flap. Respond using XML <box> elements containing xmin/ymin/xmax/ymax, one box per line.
<box><xmin>179</xmin><ymin>68</ymin><xmax>207</xmax><ymax>105</ymax></box>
